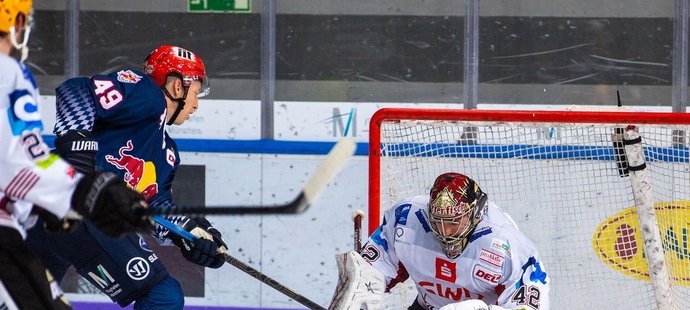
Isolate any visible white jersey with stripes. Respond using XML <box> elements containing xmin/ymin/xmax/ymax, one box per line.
<box><xmin>362</xmin><ymin>195</ymin><xmax>550</xmax><ymax>310</ymax></box>
<box><xmin>0</xmin><ymin>54</ymin><xmax>80</xmax><ymax>238</ymax></box>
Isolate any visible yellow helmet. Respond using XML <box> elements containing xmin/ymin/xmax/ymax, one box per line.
<box><xmin>0</xmin><ymin>0</ymin><xmax>32</xmax><ymax>34</ymax></box>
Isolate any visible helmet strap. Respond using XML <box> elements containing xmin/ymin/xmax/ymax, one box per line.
<box><xmin>9</xmin><ymin>25</ymin><xmax>31</xmax><ymax>63</ymax></box>
<box><xmin>163</xmin><ymin>85</ymin><xmax>189</xmax><ymax>126</ymax></box>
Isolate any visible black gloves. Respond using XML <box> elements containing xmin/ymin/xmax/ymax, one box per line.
<box><xmin>71</xmin><ymin>172</ymin><xmax>152</xmax><ymax>237</ymax></box>
<box><xmin>54</xmin><ymin>130</ymin><xmax>150</xmax><ymax>236</ymax></box>
<box><xmin>54</xmin><ymin>130</ymin><xmax>98</xmax><ymax>174</ymax></box>
<box><xmin>35</xmin><ymin>208</ymin><xmax>81</xmax><ymax>233</ymax></box>
<box><xmin>170</xmin><ymin>217</ymin><xmax>227</xmax><ymax>268</ymax></box>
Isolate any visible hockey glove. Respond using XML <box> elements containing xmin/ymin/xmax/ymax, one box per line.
<box><xmin>71</xmin><ymin>172</ymin><xmax>152</xmax><ymax>237</ymax></box>
<box><xmin>170</xmin><ymin>217</ymin><xmax>227</xmax><ymax>268</ymax></box>
<box><xmin>54</xmin><ymin>130</ymin><xmax>98</xmax><ymax>174</ymax></box>
<box><xmin>32</xmin><ymin>207</ymin><xmax>81</xmax><ymax>233</ymax></box>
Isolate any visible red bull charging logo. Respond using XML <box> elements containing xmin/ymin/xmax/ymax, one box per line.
<box><xmin>116</xmin><ymin>70</ymin><xmax>142</xmax><ymax>84</ymax></box>
<box><xmin>105</xmin><ymin>140</ymin><xmax>158</xmax><ymax>200</ymax></box>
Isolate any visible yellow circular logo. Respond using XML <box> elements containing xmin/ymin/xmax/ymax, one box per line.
<box><xmin>593</xmin><ymin>201</ymin><xmax>690</xmax><ymax>285</ymax></box>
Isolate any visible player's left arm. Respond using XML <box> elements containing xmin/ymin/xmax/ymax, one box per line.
<box><xmin>496</xmin><ymin>252</ymin><xmax>550</xmax><ymax>310</ymax></box>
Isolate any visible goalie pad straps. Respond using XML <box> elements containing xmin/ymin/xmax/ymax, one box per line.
<box><xmin>328</xmin><ymin>251</ymin><xmax>385</xmax><ymax>310</ymax></box>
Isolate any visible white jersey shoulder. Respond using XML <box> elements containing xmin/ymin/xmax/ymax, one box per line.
<box><xmin>364</xmin><ymin>196</ymin><xmax>549</xmax><ymax>309</ymax></box>
<box><xmin>0</xmin><ymin>54</ymin><xmax>81</xmax><ymax>238</ymax></box>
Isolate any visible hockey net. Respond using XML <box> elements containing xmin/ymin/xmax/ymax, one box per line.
<box><xmin>368</xmin><ymin>107</ymin><xmax>690</xmax><ymax>310</ymax></box>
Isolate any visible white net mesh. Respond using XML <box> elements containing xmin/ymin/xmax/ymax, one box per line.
<box><xmin>372</xmin><ymin>110</ymin><xmax>690</xmax><ymax>310</ymax></box>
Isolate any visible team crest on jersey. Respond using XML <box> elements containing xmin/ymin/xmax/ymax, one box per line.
<box><xmin>105</xmin><ymin>140</ymin><xmax>159</xmax><ymax>200</ymax></box>
<box><xmin>117</xmin><ymin>70</ymin><xmax>142</xmax><ymax>84</ymax></box>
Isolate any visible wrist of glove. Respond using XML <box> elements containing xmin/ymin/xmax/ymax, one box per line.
<box><xmin>54</xmin><ymin>130</ymin><xmax>98</xmax><ymax>175</ymax></box>
<box><xmin>170</xmin><ymin>216</ymin><xmax>227</xmax><ymax>268</ymax></box>
<box><xmin>32</xmin><ymin>207</ymin><xmax>81</xmax><ymax>233</ymax></box>
<box><xmin>72</xmin><ymin>172</ymin><xmax>152</xmax><ymax>237</ymax></box>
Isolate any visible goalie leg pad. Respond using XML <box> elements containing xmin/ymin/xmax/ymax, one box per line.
<box><xmin>329</xmin><ymin>250</ymin><xmax>386</xmax><ymax>310</ymax></box>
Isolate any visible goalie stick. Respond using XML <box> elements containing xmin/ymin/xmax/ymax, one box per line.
<box><xmin>352</xmin><ymin>210</ymin><xmax>364</xmax><ymax>253</ymax></box>
<box><xmin>153</xmin><ymin>216</ymin><xmax>326</xmax><ymax>310</ymax></box>
<box><xmin>142</xmin><ymin>138</ymin><xmax>356</xmax><ymax>216</ymax></box>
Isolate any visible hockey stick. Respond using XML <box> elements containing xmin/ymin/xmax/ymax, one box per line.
<box><xmin>153</xmin><ymin>216</ymin><xmax>326</xmax><ymax>310</ymax></box>
<box><xmin>351</xmin><ymin>210</ymin><xmax>364</xmax><ymax>253</ymax></box>
<box><xmin>143</xmin><ymin>138</ymin><xmax>356</xmax><ymax>216</ymax></box>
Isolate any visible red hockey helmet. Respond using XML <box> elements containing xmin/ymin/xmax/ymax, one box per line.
<box><xmin>427</xmin><ymin>172</ymin><xmax>488</xmax><ymax>258</ymax></box>
<box><xmin>143</xmin><ymin>45</ymin><xmax>209</xmax><ymax>97</ymax></box>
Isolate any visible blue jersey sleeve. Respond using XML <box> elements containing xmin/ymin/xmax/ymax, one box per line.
<box><xmin>54</xmin><ymin>70</ymin><xmax>166</xmax><ymax>135</ymax></box>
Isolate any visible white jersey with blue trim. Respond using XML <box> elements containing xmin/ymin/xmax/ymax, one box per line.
<box><xmin>362</xmin><ymin>195</ymin><xmax>550</xmax><ymax>310</ymax></box>
<box><xmin>0</xmin><ymin>54</ymin><xmax>80</xmax><ymax>237</ymax></box>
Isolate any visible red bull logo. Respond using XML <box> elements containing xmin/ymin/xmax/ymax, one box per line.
<box><xmin>105</xmin><ymin>140</ymin><xmax>158</xmax><ymax>200</ymax></box>
<box><xmin>116</xmin><ymin>70</ymin><xmax>142</xmax><ymax>84</ymax></box>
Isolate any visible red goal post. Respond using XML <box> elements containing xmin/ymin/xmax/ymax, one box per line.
<box><xmin>368</xmin><ymin>107</ymin><xmax>690</xmax><ymax>310</ymax></box>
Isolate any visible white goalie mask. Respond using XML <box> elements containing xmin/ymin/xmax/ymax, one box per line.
<box><xmin>427</xmin><ymin>173</ymin><xmax>488</xmax><ymax>259</ymax></box>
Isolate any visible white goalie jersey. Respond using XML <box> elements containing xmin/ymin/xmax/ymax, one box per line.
<box><xmin>0</xmin><ymin>54</ymin><xmax>80</xmax><ymax>237</ymax></box>
<box><xmin>362</xmin><ymin>195</ymin><xmax>550</xmax><ymax>310</ymax></box>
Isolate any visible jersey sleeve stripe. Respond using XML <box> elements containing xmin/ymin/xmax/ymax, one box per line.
<box><xmin>5</xmin><ymin>168</ymin><xmax>40</xmax><ymax>199</ymax></box>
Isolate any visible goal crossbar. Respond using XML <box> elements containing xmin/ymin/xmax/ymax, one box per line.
<box><xmin>368</xmin><ymin>108</ymin><xmax>690</xmax><ymax>233</ymax></box>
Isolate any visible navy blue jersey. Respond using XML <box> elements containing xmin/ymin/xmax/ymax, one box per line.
<box><xmin>33</xmin><ymin>69</ymin><xmax>183</xmax><ymax>307</ymax></box>
<box><xmin>54</xmin><ymin>69</ymin><xmax>178</xmax><ymax>208</ymax></box>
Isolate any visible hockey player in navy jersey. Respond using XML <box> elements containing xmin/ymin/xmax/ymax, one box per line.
<box><xmin>0</xmin><ymin>1</ymin><xmax>152</xmax><ymax>309</ymax></box>
<box><xmin>329</xmin><ymin>173</ymin><xmax>549</xmax><ymax>310</ymax></box>
<box><xmin>27</xmin><ymin>45</ymin><xmax>226</xmax><ymax>309</ymax></box>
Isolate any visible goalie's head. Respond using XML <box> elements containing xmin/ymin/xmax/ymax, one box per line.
<box><xmin>143</xmin><ymin>45</ymin><xmax>209</xmax><ymax>97</ymax></box>
<box><xmin>427</xmin><ymin>172</ymin><xmax>488</xmax><ymax>258</ymax></box>
<box><xmin>0</xmin><ymin>0</ymin><xmax>33</xmax><ymax>62</ymax></box>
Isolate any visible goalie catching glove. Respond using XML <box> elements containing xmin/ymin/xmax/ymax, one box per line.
<box><xmin>169</xmin><ymin>216</ymin><xmax>227</xmax><ymax>268</ymax></box>
<box><xmin>70</xmin><ymin>172</ymin><xmax>153</xmax><ymax>236</ymax></box>
<box><xmin>328</xmin><ymin>251</ymin><xmax>385</xmax><ymax>310</ymax></box>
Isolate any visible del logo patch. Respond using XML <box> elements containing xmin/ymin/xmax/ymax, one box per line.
<box><xmin>435</xmin><ymin>257</ymin><xmax>457</xmax><ymax>283</ymax></box>
<box><xmin>473</xmin><ymin>265</ymin><xmax>502</xmax><ymax>284</ymax></box>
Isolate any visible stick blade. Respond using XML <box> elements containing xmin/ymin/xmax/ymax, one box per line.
<box><xmin>298</xmin><ymin>137</ymin><xmax>357</xmax><ymax>212</ymax></box>
<box><xmin>144</xmin><ymin>138</ymin><xmax>356</xmax><ymax>216</ymax></box>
